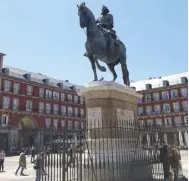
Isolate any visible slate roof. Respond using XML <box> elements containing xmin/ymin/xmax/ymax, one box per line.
<box><xmin>130</xmin><ymin>72</ymin><xmax>188</xmax><ymax>91</ymax></box>
<box><xmin>2</xmin><ymin>65</ymin><xmax>85</xmax><ymax>93</ymax></box>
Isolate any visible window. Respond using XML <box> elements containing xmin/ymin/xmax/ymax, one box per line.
<box><xmin>145</xmin><ymin>106</ymin><xmax>152</xmax><ymax>115</ymax></box>
<box><xmin>164</xmin><ymin>117</ymin><xmax>172</xmax><ymax>126</ymax></box>
<box><xmin>39</xmin><ymin>88</ymin><xmax>44</xmax><ymax>98</ymax></box>
<box><xmin>184</xmin><ymin>116</ymin><xmax>188</xmax><ymax>126</ymax></box>
<box><xmin>173</xmin><ymin>102</ymin><xmax>180</xmax><ymax>112</ymax></box>
<box><xmin>171</xmin><ymin>89</ymin><xmax>178</xmax><ymax>98</ymax></box>
<box><xmin>53</xmin><ymin>119</ymin><xmax>58</xmax><ymax>129</ymax></box>
<box><xmin>144</xmin><ymin>94</ymin><xmax>151</xmax><ymax>102</ymax></box>
<box><xmin>1</xmin><ymin>114</ymin><xmax>9</xmax><ymax>126</ymax></box>
<box><xmin>60</xmin><ymin>93</ymin><xmax>65</xmax><ymax>101</ymax></box>
<box><xmin>46</xmin><ymin>103</ymin><xmax>51</xmax><ymax>114</ymax></box>
<box><xmin>81</xmin><ymin>121</ymin><xmax>84</xmax><ymax>129</ymax></box>
<box><xmin>26</xmin><ymin>100</ymin><xmax>32</xmax><ymax>112</ymax></box>
<box><xmin>137</xmin><ymin>98</ymin><xmax>142</xmax><ymax>104</ymax></box>
<box><xmin>46</xmin><ymin>90</ymin><xmax>52</xmax><ymax>99</ymax></box>
<box><xmin>61</xmin><ymin>120</ymin><xmax>66</xmax><ymax>129</ymax></box>
<box><xmin>153</xmin><ymin>92</ymin><xmax>160</xmax><ymax>101</ymax></box>
<box><xmin>75</xmin><ymin>121</ymin><xmax>79</xmax><ymax>130</ymax></box>
<box><xmin>80</xmin><ymin>97</ymin><xmax>84</xmax><ymax>105</ymax></box>
<box><xmin>68</xmin><ymin>94</ymin><xmax>72</xmax><ymax>103</ymax></box>
<box><xmin>137</xmin><ymin>107</ymin><xmax>143</xmax><ymax>116</ymax></box>
<box><xmin>162</xmin><ymin>91</ymin><xmax>169</xmax><ymax>100</ymax></box>
<box><xmin>53</xmin><ymin>91</ymin><xmax>59</xmax><ymax>100</ymax></box>
<box><xmin>12</xmin><ymin>98</ymin><xmax>19</xmax><ymax>111</ymax></box>
<box><xmin>139</xmin><ymin>120</ymin><xmax>145</xmax><ymax>127</ymax></box>
<box><xmin>53</xmin><ymin>104</ymin><xmax>59</xmax><ymax>115</ymax></box>
<box><xmin>68</xmin><ymin>121</ymin><xmax>72</xmax><ymax>130</ymax></box>
<box><xmin>156</xmin><ymin>118</ymin><xmax>162</xmax><ymax>126</ymax></box>
<box><xmin>80</xmin><ymin>108</ymin><xmax>84</xmax><ymax>117</ymax></box>
<box><xmin>147</xmin><ymin>119</ymin><xmax>153</xmax><ymax>126</ymax></box>
<box><xmin>174</xmin><ymin>116</ymin><xmax>182</xmax><ymax>127</ymax></box>
<box><xmin>154</xmin><ymin>104</ymin><xmax>161</xmax><ymax>114</ymax></box>
<box><xmin>74</xmin><ymin>95</ymin><xmax>78</xmax><ymax>104</ymax></box>
<box><xmin>180</xmin><ymin>88</ymin><xmax>188</xmax><ymax>97</ymax></box>
<box><xmin>61</xmin><ymin>105</ymin><xmax>67</xmax><ymax>115</ymax></box>
<box><xmin>163</xmin><ymin>103</ymin><xmax>171</xmax><ymax>113</ymax></box>
<box><xmin>182</xmin><ymin>101</ymin><xmax>188</xmax><ymax>112</ymax></box>
<box><xmin>4</xmin><ymin>80</ymin><xmax>11</xmax><ymax>92</ymax></box>
<box><xmin>13</xmin><ymin>83</ymin><xmax>20</xmax><ymax>94</ymax></box>
<box><xmin>26</xmin><ymin>85</ymin><xmax>33</xmax><ymax>96</ymax></box>
<box><xmin>3</xmin><ymin>96</ymin><xmax>10</xmax><ymax>109</ymax></box>
<box><xmin>68</xmin><ymin>107</ymin><xmax>73</xmax><ymax>116</ymax></box>
<box><xmin>39</xmin><ymin>102</ymin><xmax>44</xmax><ymax>113</ymax></box>
<box><xmin>45</xmin><ymin>118</ymin><xmax>51</xmax><ymax>129</ymax></box>
<box><xmin>74</xmin><ymin>107</ymin><xmax>78</xmax><ymax>117</ymax></box>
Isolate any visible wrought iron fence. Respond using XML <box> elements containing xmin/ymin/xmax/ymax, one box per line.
<box><xmin>2</xmin><ymin>119</ymin><xmax>187</xmax><ymax>181</ymax></box>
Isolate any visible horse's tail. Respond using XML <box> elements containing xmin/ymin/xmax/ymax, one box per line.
<box><xmin>120</xmin><ymin>55</ymin><xmax>130</xmax><ymax>86</ymax></box>
<box><xmin>95</xmin><ymin>60</ymin><xmax>106</xmax><ymax>72</ymax></box>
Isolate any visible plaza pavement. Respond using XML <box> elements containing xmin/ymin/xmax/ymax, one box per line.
<box><xmin>0</xmin><ymin>150</ymin><xmax>187</xmax><ymax>181</ymax></box>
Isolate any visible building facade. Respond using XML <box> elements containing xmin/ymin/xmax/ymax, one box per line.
<box><xmin>131</xmin><ymin>73</ymin><xmax>188</xmax><ymax>148</ymax></box>
<box><xmin>0</xmin><ymin>53</ymin><xmax>85</xmax><ymax>150</ymax></box>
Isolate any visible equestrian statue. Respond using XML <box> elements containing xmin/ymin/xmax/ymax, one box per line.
<box><xmin>77</xmin><ymin>2</ymin><xmax>130</xmax><ymax>86</ymax></box>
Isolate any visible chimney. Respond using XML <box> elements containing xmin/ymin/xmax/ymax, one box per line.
<box><xmin>145</xmin><ymin>84</ymin><xmax>152</xmax><ymax>90</ymax></box>
<box><xmin>162</xmin><ymin>80</ymin><xmax>169</xmax><ymax>87</ymax></box>
<box><xmin>181</xmin><ymin>77</ymin><xmax>188</xmax><ymax>84</ymax></box>
<box><xmin>57</xmin><ymin>82</ymin><xmax>63</xmax><ymax>88</ymax></box>
<box><xmin>0</xmin><ymin>53</ymin><xmax>6</xmax><ymax>72</ymax></box>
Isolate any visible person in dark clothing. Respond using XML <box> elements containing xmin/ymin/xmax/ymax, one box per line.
<box><xmin>160</xmin><ymin>144</ymin><xmax>170</xmax><ymax>180</ymax></box>
<box><xmin>31</xmin><ymin>147</ymin><xmax>36</xmax><ymax>163</ymax></box>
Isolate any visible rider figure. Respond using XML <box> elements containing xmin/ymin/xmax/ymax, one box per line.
<box><xmin>96</xmin><ymin>6</ymin><xmax>116</xmax><ymax>50</ymax></box>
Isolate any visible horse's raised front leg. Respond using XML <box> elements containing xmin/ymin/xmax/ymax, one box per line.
<box><xmin>88</xmin><ymin>55</ymin><xmax>98</xmax><ymax>81</ymax></box>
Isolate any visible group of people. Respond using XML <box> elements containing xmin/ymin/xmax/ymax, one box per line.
<box><xmin>159</xmin><ymin>143</ymin><xmax>183</xmax><ymax>181</ymax></box>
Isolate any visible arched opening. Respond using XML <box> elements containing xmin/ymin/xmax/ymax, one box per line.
<box><xmin>18</xmin><ymin>116</ymin><xmax>38</xmax><ymax>148</ymax></box>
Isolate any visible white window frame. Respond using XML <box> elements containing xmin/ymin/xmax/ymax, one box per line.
<box><xmin>182</xmin><ymin>101</ymin><xmax>188</xmax><ymax>112</ymax></box>
<box><xmin>53</xmin><ymin>119</ymin><xmax>58</xmax><ymax>129</ymax></box>
<box><xmin>74</xmin><ymin>95</ymin><xmax>78</xmax><ymax>104</ymax></box>
<box><xmin>46</xmin><ymin>103</ymin><xmax>51</xmax><ymax>114</ymax></box>
<box><xmin>39</xmin><ymin>102</ymin><xmax>44</xmax><ymax>113</ymax></box>
<box><xmin>145</xmin><ymin>106</ymin><xmax>152</xmax><ymax>115</ymax></box>
<box><xmin>68</xmin><ymin>121</ymin><xmax>72</xmax><ymax>130</ymax></box>
<box><xmin>144</xmin><ymin>94</ymin><xmax>151</xmax><ymax>102</ymax></box>
<box><xmin>153</xmin><ymin>92</ymin><xmax>160</xmax><ymax>101</ymax></box>
<box><xmin>75</xmin><ymin>121</ymin><xmax>79</xmax><ymax>130</ymax></box>
<box><xmin>173</xmin><ymin>102</ymin><xmax>180</xmax><ymax>113</ymax></box>
<box><xmin>39</xmin><ymin>88</ymin><xmax>44</xmax><ymax>98</ymax></box>
<box><xmin>68</xmin><ymin>107</ymin><xmax>73</xmax><ymax>116</ymax></box>
<box><xmin>80</xmin><ymin>108</ymin><xmax>84</xmax><ymax>117</ymax></box>
<box><xmin>1</xmin><ymin>114</ymin><xmax>9</xmax><ymax>126</ymax></box>
<box><xmin>12</xmin><ymin>98</ymin><xmax>19</xmax><ymax>111</ymax></box>
<box><xmin>80</xmin><ymin>97</ymin><xmax>84</xmax><ymax>105</ymax></box>
<box><xmin>74</xmin><ymin>107</ymin><xmax>78</xmax><ymax>117</ymax></box>
<box><xmin>3</xmin><ymin>96</ymin><xmax>10</xmax><ymax>109</ymax></box>
<box><xmin>156</xmin><ymin>118</ymin><xmax>162</xmax><ymax>126</ymax></box>
<box><xmin>61</xmin><ymin>105</ymin><xmax>66</xmax><ymax>115</ymax></box>
<box><xmin>26</xmin><ymin>85</ymin><xmax>33</xmax><ymax>96</ymax></box>
<box><xmin>184</xmin><ymin>116</ymin><xmax>188</xmax><ymax>126</ymax></box>
<box><xmin>68</xmin><ymin>94</ymin><xmax>72</xmax><ymax>103</ymax></box>
<box><xmin>53</xmin><ymin>91</ymin><xmax>59</xmax><ymax>100</ymax></box>
<box><xmin>45</xmin><ymin>118</ymin><xmax>51</xmax><ymax>129</ymax></box>
<box><xmin>61</xmin><ymin>120</ymin><xmax>66</xmax><ymax>129</ymax></box>
<box><xmin>139</xmin><ymin>120</ymin><xmax>145</xmax><ymax>127</ymax></box>
<box><xmin>171</xmin><ymin>89</ymin><xmax>178</xmax><ymax>98</ymax></box>
<box><xmin>53</xmin><ymin>104</ymin><xmax>59</xmax><ymax>115</ymax></box>
<box><xmin>46</xmin><ymin>90</ymin><xmax>52</xmax><ymax>99</ymax></box>
<box><xmin>163</xmin><ymin>103</ymin><xmax>171</xmax><ymax>113</ymax></box>
<box><xmin>137</xmin><ymin>107</ymin><xmax>143</xmax><ymax>116</ymax></box>
<box><xmin>147</xmin><ymin>119</ymin><xmax>153</xmax><ymax>126</ymax></box>
<box><xmin>164</xmin><ymin>117</ymin><xmax>172</xmax><ymax>126</ymax></box>
<box><xmin>60</xmin><ymin>93</ymin><xmax>65</xmax><ymax>101</ymax></box>
<box><xmin>13</xmin><ymin>83</ymin><xmax>20</xmax><ymax>94</ymax></box>
<box><xmin>26</xmin><ymin>100</ymin><xmax>32</xmax><ymax>112</ymax></box>
<box><xmin>154</xmin><ymin>104</ymin><xmax>161</xmax><ymax>114</ymax></box>
<box><xmin>162</xmin><ymin>91</ymin><xmax>169</xmax><ymax>100</ymax></box>
<box><xmin>4</xmin><ymin>80</ymin><xmax>11</xmax><ymax>92</ymax></box>
<box><xmin>181</xmin><ymin>88</ymin><xmax>188</xmax><ymax>97</ymax></box>
<box><xmin>174</xmin><ymin>116</ymin><xmax>182</xmax><ymax>127</ymax></box>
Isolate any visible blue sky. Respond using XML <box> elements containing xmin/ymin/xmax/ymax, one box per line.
<box><xmin>0</xmin><ymin>0</ymin><xmax>188</xmax><ymax>85</ymax></box>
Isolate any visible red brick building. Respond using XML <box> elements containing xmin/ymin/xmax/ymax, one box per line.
<box><xmin>131</xmin><ymin>73</ymin><xmax>188</xmax><ymax>147</ymax></box>
<box><xmin>0</xmin><ymin>53</ymin><xmax>85</xmax><ymax>150</ymax></box>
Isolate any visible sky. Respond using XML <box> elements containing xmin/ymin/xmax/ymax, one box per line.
<box><xmin>0</xmin><ymin>0</ymin><xmax>188</xmax><ymax>85</ymax></box>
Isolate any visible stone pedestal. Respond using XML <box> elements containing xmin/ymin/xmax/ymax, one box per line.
<box><xmin>80</xmin><ymin>81</ymin><xmax>153</xmax><ymax>181</ymax></box>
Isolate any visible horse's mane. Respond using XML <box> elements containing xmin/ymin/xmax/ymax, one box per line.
<box><xmin>79</xmin><ymin>3</ymin><xmax>95</xmax><ymax>21</ymax></box>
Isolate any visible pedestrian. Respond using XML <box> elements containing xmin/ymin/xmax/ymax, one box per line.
<box><xmin>31</xmin><ymin>146</ymin><xmax>36</xmax><ymax>163</ymax></box>
<box><xmin>169</xmin><ymin>144</ymin><xmax>181</xmax><ymax>181</ymax></box>
<box><xmin>159</xmin><ymin>144</ymin><xmax>170</xmax><ymax>181</ymax></box>
<box><xmin>15</xmin><ymin>149</ymin><xmax>27</xmax><ymax>176</ymax></box>
<box><xmin>0</xmin><ymin>150</ymin><xmax>6</xmax><ymax>172</ymax></box>
<box><xmin>34</xmin><ymin>153</ymin><xmax>43</xmax><ymax>181</ymax></box>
